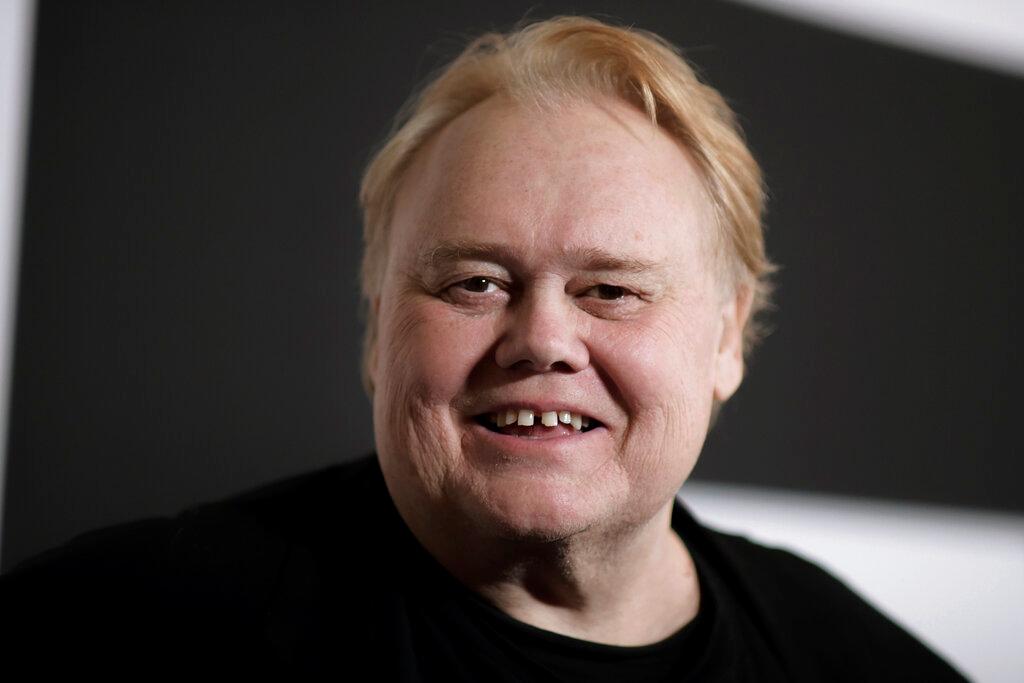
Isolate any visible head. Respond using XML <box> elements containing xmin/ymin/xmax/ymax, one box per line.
<box><xmin>359</xmin><ymin>17</ymin><xmax>774</xmax><ymax>548</ymax></box>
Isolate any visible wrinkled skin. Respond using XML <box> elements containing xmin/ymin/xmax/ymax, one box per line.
<box><xmin>370</xmin><ymin>95</ymin><xmax>750</xmax><ymax>565</ymax></box>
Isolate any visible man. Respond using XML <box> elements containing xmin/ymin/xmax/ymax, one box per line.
<box><xmin>2</xmin><ymin>16</ymin><xmax>963</xmax><ymax>680</ymax></box>
<box><xmin>362</xmin><ymin>15</ymin><xmax>757</xmax><ymax>651</ymax></box>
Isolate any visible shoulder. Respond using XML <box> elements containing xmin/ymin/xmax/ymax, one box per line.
<box><xmin>0</xmin><ymin>454</ymin><xmax>387</xmax><ymax>672</ymax></box>
<box><xmin>675</xmin><ymin>503</ymin><xmax>966</xmax><ymax>681</ymax></box>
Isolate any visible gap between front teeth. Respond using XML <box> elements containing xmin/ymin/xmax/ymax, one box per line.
<box><xmin>493</xmin><ymin>409</ymin><xmax>591</xmax><ymax>430</ymax></box>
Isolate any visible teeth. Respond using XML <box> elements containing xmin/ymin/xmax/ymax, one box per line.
<box><xmin>489</xmin><ymin>408</ymin><xmax>593</xmax><ymax>432</ymax></box>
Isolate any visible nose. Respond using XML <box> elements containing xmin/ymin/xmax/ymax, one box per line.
<box><xmin>494</xmin><ymin>291</ymin><xmax>590</xmax><ymax>373</ymax></box>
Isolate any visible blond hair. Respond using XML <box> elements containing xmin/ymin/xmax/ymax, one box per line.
<box><xmin>360</xmin><ymin>16</ymin><xmax>774</xmax><ymax>393</ymax></box>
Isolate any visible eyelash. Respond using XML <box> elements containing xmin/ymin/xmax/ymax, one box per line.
<box><xmin>582</xmin><ymin>284</ymin><xmax>628</xmax><ymax>301</ymax></box>
<box><xmin>446</xmin><ymin>278</ymin><xmax>636</xmax><ymax>303</ymax></box>
<box><xmin>453</xmin><ymin>276</ymin><xmax>502</xmax><ymax>294</ymax></box>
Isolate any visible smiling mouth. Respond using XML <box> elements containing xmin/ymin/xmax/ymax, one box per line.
<box><xmin>474</xmin><ymin>408</ymin><xmax>603</xmax><ymax>436</ymax></box>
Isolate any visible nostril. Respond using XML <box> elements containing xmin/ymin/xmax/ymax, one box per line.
<box><xmin>506</xmin><ymin>358</ymin><xmax>579</xmax><ymax>375</ymax></box>
<box><xmin>493</xmin><ymin>305</ymin><xmax>590</xmax><ymax>373</ymax></box>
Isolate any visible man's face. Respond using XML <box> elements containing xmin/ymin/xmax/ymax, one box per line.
<box><xmin>371</xmin><ymin>96</ymin><xmax>748</xmax><ymax>544</ymax></box>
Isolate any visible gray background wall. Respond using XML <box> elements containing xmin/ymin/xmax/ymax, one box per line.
<box><xmin>2</xmin><ymin>0</ymin><xmax>1021</xmax><ymax>572</ymax></box>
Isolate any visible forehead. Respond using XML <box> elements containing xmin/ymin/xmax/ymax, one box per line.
<box><xmin>391</xmin><ymin>95</ymin><xmax>715</xmax><ymax>268</ymax></box>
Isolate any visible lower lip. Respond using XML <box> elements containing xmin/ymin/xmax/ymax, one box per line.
<box><xmin>466</xmin><ymin>420</ymin><xmax>609</xmax><ymax>461</ymax></box>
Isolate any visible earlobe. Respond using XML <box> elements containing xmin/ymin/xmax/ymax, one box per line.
<box><xmin>713</xmin><ymin>283</ymin><xmax>754</xmax><ymax>402</ymax></box>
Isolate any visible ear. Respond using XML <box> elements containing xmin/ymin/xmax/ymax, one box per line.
<box><xmin>713</xmin><ymin>282</ymin><xmax>754</xmax><ymax>402</ymax></box>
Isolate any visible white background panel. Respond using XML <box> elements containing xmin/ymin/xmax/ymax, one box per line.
<box><xmin>681</xmin><ymin>482</ymin><xmax>1024</xmax><ymax>682</ymax></box>
<box><xmin>735</xmin><ymin>0</ymin><xmax>1024</xmax><ymax>77</ymax></box>
<box><xmin>0</xmin><ymin>0</ymin><xmax>35</xmax><ymax>552</ymax></box>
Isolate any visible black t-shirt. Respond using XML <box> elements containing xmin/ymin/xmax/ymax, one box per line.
<box><xmin>0</xmin><ymin>455</ymin><xmax>966</xmax><ymax>681</ymax></box>
<box><xmin>414</xmin><ymin>559</ymin><xmax>711</xmax><ymax>682</ymax></box>
<box><xmin>388</xmin><ymin>504</ymin><xmax>716</xmax><ymax>682</ymax></box>
<box><xmin>388</xmin><ymin>499</ymin><xmax>782</xmax><ymax>682</ymax></box>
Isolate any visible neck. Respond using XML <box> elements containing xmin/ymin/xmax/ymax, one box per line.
<box><xmin>408</xmin><ymin>500</ymin><xmax>701</xmax><ymax>646</ymax></box>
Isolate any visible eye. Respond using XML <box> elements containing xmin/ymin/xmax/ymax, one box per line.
<box><xmin>584</xmin><ymin>284</ymin><xmax>628</xmax><ymax>300</ymax></box>
<box><xmin>455</xmin><ymin>276</ymin><xmax>500</xmax><ymax>294</ymax></box>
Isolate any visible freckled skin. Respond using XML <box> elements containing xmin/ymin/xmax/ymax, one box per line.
<box><xmin>371</xmin><ymin>95</ymin><xmax>748</xmax><ymax>557</ymax></box>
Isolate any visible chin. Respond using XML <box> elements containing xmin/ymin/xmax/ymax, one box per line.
<box><xmin>456</xmin><ymin>473</ymin><xmax>615</xmax><ymax>543</ymax></box>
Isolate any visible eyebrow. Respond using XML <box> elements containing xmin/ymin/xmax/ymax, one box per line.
<box><xmin>418</xmin><ymin>239</ymin><xmax>663</xmax><ymax>275</ymax></box>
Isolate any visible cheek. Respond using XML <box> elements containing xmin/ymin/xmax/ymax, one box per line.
<box><xmin>590</xmin><ymin>306</ymin><xmax>719</xmax><ymax>470</ymax></box>
<box><xmin>378</xmin><ymin>297</ymin><xmax>477</xmax><ymax>399</ymax></box>
<box><xmin>374</xmin><ymin>295</ymin><xmax>496</xmax><ymax>448</ymax></box>
<box><xmin>373</xmin><ymin>298</ymin><xmax>477</xmax><ymax>495</ymax></box>
<box><xmin>598</xmin><ymin>310</ymin><xmax>716</xmax><ymax>408</ymax></box>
